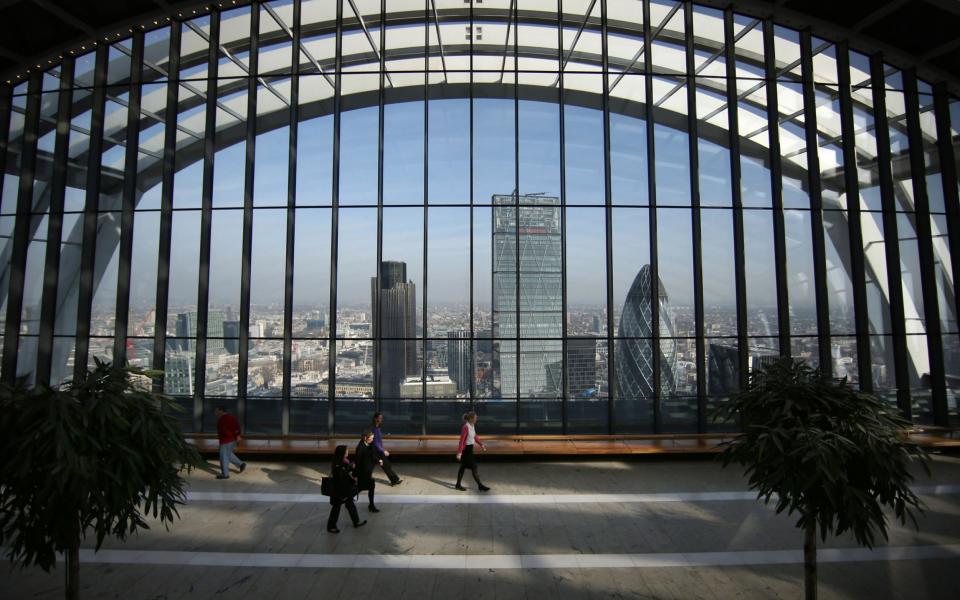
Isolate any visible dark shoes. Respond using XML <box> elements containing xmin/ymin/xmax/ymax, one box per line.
<box><xmin>369</xmin><ymin>505</ymin><xmax>380</xmax><ymax>513</ymax></box>
<box><xmin>216</xmin><ymin>474</ymin><xmax>229</xmax><ymax>480</ymax></box>
<box><xmin>327</xmin><ymin>527</ymin><xmax>340</xmax><ymax>534</ymax></box>
<box><xmin>354</xmin><ymin>520</ymin><xmax>368</xmax><ymax>528</ymax></box>
<box><xmin>390</xmin><ymin>479</ymin><xmax>402</xmax><ymax>486</ymax></box>
<box><xmin>239</xmin><ymin>463</ymin><xmax>247</xmax><ymax>474</ymax></box>
<box><xmin>478</xmin><ymin>485</ymin><xmax>491</xmax><ymax>492</ymax></box>
<box><xmin>455</xmin><ymin>484</ymin><xmax>467</xmax><ymax>491</ymax></box>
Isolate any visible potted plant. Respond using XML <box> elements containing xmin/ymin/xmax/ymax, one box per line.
<box><xmin>716</xmin><ymin>358</ymin><xmax>928</xmax><ymax>600</ymax></box>
<box><xmin>0</xmin><ymin>360</ymin><xmax>202</xmax><ymax>599</ymax></box>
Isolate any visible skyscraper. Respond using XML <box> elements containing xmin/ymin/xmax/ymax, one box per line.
<box><xmin>616</xmin><ymin>265</ymin><xmax>677</xmax><ymax>400</ymax></box>
<box><xmin>567</xmin><ymin>337</ymin><xmax>599</xmax><ymax>397</ymax></box>
<box><xmin>164</xmin><ymin>352</ymin><xmax>194</xmax><ymax>396</ymax></box>
<box><xmin>492</xmin><ymin>193</ymin><xmax>563</xmax><ymax>398</ymax></box>
<box><xmin>371</xmin><ymin>261</ymin><xmax>417</xmax><ymax>398</ymax></box>
<box><xmin>175</xmin><ymin>310</ymin><xmax>225</xmax><ymax>352</ymax></box>
<box><xmin>707</xmin><ymin>343</ymin><xmax>739</xmax><ymax>396</ymax></box>
<box><xmin>446</xmin><ymin>329</ymin><xmax>471</xmax><ymax>395</ymax></box>
<box><xmin>223</xmin><ymin>321</ymin><xmax>240</xmax><ymax>354</ymax></box>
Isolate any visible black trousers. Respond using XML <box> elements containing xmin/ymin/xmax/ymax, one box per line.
<box><xmin>456</xmin><ymin>444</ymin><xmax>483</xmax><ymax>486</ymax></box>
<box><xmin>327</xmin><ymin>497</ymin><xmax>360</xmax><ymax>529</ymax></box>
<box><xmin>379</xmin><ymin>454</ymin><xmax>400</xmax><ymax>484</ymax></box>
<box><xmin>360</xmin><ymin>480</ymin><xmax>376</xmax><ymax>507</ymax></box>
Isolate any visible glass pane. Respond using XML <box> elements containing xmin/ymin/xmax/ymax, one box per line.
<box><xmin>427</xmin><ymin>207</ymin><xmax>470</xmax><ymax>338</ymax></box>
<box><xmin>384</xmin><ymin>100</ymin><xmax>424</xmax><ymax>205</ymax></box>
<box><xmin>657</xmin><ymin>208</ymin><xmax>693</xmax><ymax>337</ymax></box>
<box><xmin>293</xmin><ymin>208</ymin><xmax>331</xmax><ymax>338</ymax></box>
<box><xmin>428</xmin><ymin>97</ymin><xmax>469</xmax><ymax>205</ymax></box>
<box><xmin>784</xmin><ymin>209</ymin><xmax>817</xmax><ymax>335</ymax></box>
<box><xmin>474</xmin><ymin>96</ymin><xmax>515</xmax><ymax>205</ymax></box>
<box><xmin>566</xmin><ymin>207</ymin><xmax>607</xmax><ymax>331</ymax></box>
<box><xmin>701</xmin><ymin>209</ymin><xmax>737</xmax><ymax>336</ymax></box>
<box><xmin>250</xmin><ymin>209</ymin><xmax>287</xmax><ymax>327</ymax></box>
<box><xmin>128</xmin><ymin>211</ymin><xmax>160</xmax><ymax>337</ymax></box>
<box><xmin>336</xmin><ymin>208</ymin><xmax>377</xmax><ymax>327</ymax></box>
<box><xmin>743</xmin><ymin>209</ymin><xmax>778</xmax><ymax>337</ymax></box>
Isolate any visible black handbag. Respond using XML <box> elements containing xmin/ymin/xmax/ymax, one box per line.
<box><xmin>320</xmin><ymin>476</ymin><xmax>333</xmax><ymax>496</ymax></box>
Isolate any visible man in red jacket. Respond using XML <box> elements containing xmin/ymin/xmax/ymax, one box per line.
<box><xmin>215</xmin><ymin>406</ymin><xmax>246</xmax><ymax>479</ymax></box>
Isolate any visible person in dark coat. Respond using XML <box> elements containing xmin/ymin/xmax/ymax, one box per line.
<box><xmin>327</xmin><ymin>444</ymin><xmax>367</xmax><ymax>533</ymax></box>
<box><xmin>371</xmin><ymin>412</ymin><xmax>402</xmax><ymax>485</ymax></box>
<box><xmin>355</xmin><ymin>430</ymin><xmax>381</xmax><ymax>513</ymax></box>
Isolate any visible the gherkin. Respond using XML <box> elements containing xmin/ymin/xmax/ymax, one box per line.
<box><xmin>616</xmin><ymin>265</ymin><xmax>677</xmax><ymax>400</ymax></box>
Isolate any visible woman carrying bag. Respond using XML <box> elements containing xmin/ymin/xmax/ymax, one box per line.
<box><xmin>326</xmin><ymin>444</ymin><xmax>367</xmax><ymax>533</ymax></box>
<box><xmin>455</xmin><ymin>411</ymin><xmax>490</xmax><ymax>492</ymax></box>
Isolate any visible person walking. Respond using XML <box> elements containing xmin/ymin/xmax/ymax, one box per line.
<box><xmin>214</xmin><ymin>406</ymin><xmax>246</xmax><ymax>480</ymax></box>
<box><xmin>327</xmin><ymin>445</ymin><xmax>367</xmax><ymax>533</ymax></box>
<box><xmin>371</xmin><ymin>412</ymin><xmax>402</xmax><ymax>485</ymax></box>
<box><xmin>455</xmin><ymin>411</ymin><xmax>490</xmax><ymax>492</ymax></box>
<box><xmin>355</xmin><ymin>430</ymin><xmax>381</xmax><ymax>512</ymax></box>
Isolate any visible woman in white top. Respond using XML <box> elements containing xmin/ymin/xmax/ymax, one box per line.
<box><xmin>455</xmin><ymin>411</ymin><xmax>489</xmax><ymax>491</ymax></box>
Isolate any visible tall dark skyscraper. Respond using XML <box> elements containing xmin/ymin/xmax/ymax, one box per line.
<box><xmin>567</xmin><ymin>338</ymin><xmax>599</xmax><ymax>397</ymax></box>
<box><xmin>446</xmin><ymin>329</ymin><xmax>471</xmax><ymax>395</ymax></box>
<box><xmin>175</xmin><ymin>310</ymin><xmax>225</xmax><ymax>352</ymax></box>
<box><xmin>372</xmin><ymin>261</ymin><xmax>417</xmax><ymax>398</ymax></box>
<box><xmin>223</xmin><ymin>321</ymin><xmax>240</xmax><ymax>354</ymax></box>
<box><xmin>707</xmin><ymin>343</ymin><xmax>739</xmax><ymax>395</ymax></box>
<box><xmin>616</xmin><ymin>265</ymin><xmax>677</xmax><ymax>400</ymax></box>
<box><xmin>492</xmin><ymin>193</ymin><xmax>563</xmax><ymax>397</ymax></box>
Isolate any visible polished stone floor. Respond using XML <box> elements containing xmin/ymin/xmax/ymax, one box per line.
<box><xmin>5</xmin><ymin>454</ymin><xmax>960</xmax><ymax>599</ymax></box>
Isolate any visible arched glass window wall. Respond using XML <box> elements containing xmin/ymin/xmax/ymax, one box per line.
<box><xmin>1</xmin><ymin>0</ymin><xmax>959</xmax><ymax>435</ymax></box>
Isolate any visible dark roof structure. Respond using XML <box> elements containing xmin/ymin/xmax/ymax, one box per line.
<box><xmin>0</xmin><ymin>0</ymin><xmax>959</xmax><ymax>93</ymax></box>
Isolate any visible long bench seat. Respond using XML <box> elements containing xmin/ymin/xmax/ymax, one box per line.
<box><xmin>185</xmin><ymin>429</ymin><xmax>960</xmax><ymax>456</ymax></box>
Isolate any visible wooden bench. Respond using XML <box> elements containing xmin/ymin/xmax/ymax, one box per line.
<box><xmin>187</xmin><ymin>433</ymin><xmax>734</xmax><ymax>456</ymax></box>
<box><xmin>187</xmin><ymin>429</ymin><xmax>960</xmax><ymax>456</ymax></box>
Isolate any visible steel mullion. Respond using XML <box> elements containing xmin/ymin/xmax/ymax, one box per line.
<box><xmin>36</xmin><ymin>58</ymin><xmax>75</xmax><ymax>386</ymax></box>
<box><xmin>903</xmin><ymin>69</ymin><xmax>948</xmax><ymax>426</ymax></box>
<box><xmin>469</xmin><ymin>0</ymin><xmax>475</xmax><ymax>410</ymax></box>
<box><xmin>513</xmin><ymin>0</ymin><xmax>520</xmax><ymax>433</ymax></box>
<box><xmin>0</xmin><ymin>72</ymin><xmax>42</xmax><ymax>383</ymax></box>
<box><xmin>684</xmin><ymin>1</ymin><xmax>705</xmax><ymax>432</ymax></box>
<box><xmin>113</xmin><ymin>31</ymin><xmax>145</xmax><ymax>366</ymax></box>
<box><xmin>643</xmin><ymin>0</ymin><xmax>660</xmax><ymax>433</ymax></box>
<box><xmin>153</xmin><ymin>22</ymin><xmax>181</xmax><ymax>397</ymax></box>
<box><xmin>194</xmin><ymin>11</ymin><xmax>221</xmax><ymax>432</ymax></box>
<box><xmin>600</xmin><ymin>0</ymin><xmax>615</xmax><ymax>434</ymax></box>
<box><xmin>421</xmin><ymin>0</ymin><xmax>429</xmax><ymax>435</ymax></box>
<box><xmin>763</xmin><ymin>20</ymin><xmax>790</xmax><ymax>357</ymax></box>
<box><xmin>238</xmin><ymin>5</ymin><xmax>260</xmax><ymax>430</ymax></box>
<box><xmin>836</xmin><ymin>42</ymin><xmax>873</xmax><ymax>391</ymax></box>
<box><xmin>373</xmin><ymin>0</ymin><xmax>384</xmax><ymax>413</ymax></box>
<box><xmin>870</xmin><ymin>53</ymin><xmax>911</xmax><ymax>419</ymax></box>
<box><xmin>0</xmin><ymin>86</ymin><xmax>9</xmax><ymax>372</ymax></box>
<box><xmin>722</xmin><ymin>9</ymin><xmax>748</xmax><ymax>403</ymax></box>
<box><xmin>282</xmin><ymin>0</ymin><xmax>301</xmax><ymax>436</ymax></box>
<box><xmin>558</xmin><ymin>0</ymin><xmax>568</xmax><ymax>434</ymax></box>
<box><xmin>933</xmin><ymin>84</ymin><xmax>960</xmax><ymax>384</ymax></box>
<box><xmin>799</xmin><ymin>29</ymin><xmax>832</xmax><ymax>376</ymax></box>
<box><xmin>72</xmin><ymin>46</ymin><xmax>108</xmax><ymax>383</ymax></box>
<box><xmin>328</xmin><ymin>0</ymin><xmax>344</xmax><ymax>434</ymax></box>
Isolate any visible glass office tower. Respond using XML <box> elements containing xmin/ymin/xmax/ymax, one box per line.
<box><xmin>492</xmin><ymin>193</ymin><xmax>563</xmax><ymax>399</ymax></box>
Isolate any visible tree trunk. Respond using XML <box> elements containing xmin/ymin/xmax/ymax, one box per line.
<box><xmin>65</xmin><ymin>540</ymin><xmax>79</xmax><ymax>600</ymax></box>
<box><xmin>804</xmin><ymin>520</ymin><xmax>817</xmax><ymax>600</ymax></box>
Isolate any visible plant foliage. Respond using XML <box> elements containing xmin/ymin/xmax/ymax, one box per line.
<box><xmin>0</xmin><ymin>359</ymin><xmax>202</xmax><ymax>571</ymax></box>
<box><xmin>716</xmin><ymin>358</ymin><xmax>928</xmax><ymax>547</ymax></box>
